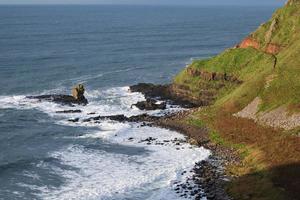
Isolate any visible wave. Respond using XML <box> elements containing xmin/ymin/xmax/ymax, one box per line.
<box><xmin>0</xmin><ymin>86</ymin><xmax>209</xmax><ymax>200</ymax></box>
<box><xmin>35</xmin><ymin>128</ymin><xmax>209</xmax><ymax>200</ymax></box>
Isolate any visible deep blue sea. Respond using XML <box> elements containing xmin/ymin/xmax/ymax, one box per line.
<box><xmin>0</xmin><ymin>5</ymin><xmax>276</xmax><ymax>200</ymax></box>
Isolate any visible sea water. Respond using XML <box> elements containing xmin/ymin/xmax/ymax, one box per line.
<box><xmin>0</xmin><ymin>5</ymin><xmax>276</xmax><ymax>200</ymax></box>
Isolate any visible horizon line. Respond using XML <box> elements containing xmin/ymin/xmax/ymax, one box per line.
<box><xmin>0</xmin><ymin>3</ymin><xmax>283</xmax><ymax>7</ymax></box>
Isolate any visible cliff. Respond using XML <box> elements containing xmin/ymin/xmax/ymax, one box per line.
<box><xmin>172</xmin><ymin>1</ymin><xmax>300</xmax><ymax>199</ymax></box>
<box><xmin>173</xmin><ymin>0</ymin><xmax>300</xmax><ymax>129</ymax></box>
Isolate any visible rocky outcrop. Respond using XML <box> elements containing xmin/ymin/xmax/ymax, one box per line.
<box><xmin>132</xmin><ymin>99</ymin><xmax>167</xmax><ymax>110</ymax></box>
<box><xmin>238</xmin><ymin>36</ymin><xmax>281</xmax><ymax>55</ymax></box>
<box><xmin>238</xmin><ymin>37</ymin><xmax>260</xmax><ymax>49</ymax></box>
<box><xmin>130</xmin><ymin>83</ymin><xmax>201</xmax><ymax>108</ymax></box>
<box><xmin>170</xmin><ymin>84</ymin><xmax>216</xmax><ymax>107</ymax></box>
<box><xmin>27</xmin><ymin>84</ymin><xmax>88</xmax><ymax>106</ymax></box>
<box><xmin>72</xmin><ymin>84</ymin><xmax>86</xmax><ymax>102</ymax></box>
<box><xmin>186</xmin><ymin>68</ymin><xmax>242</xmax><ymax>83</ymax></box>
<box><xmin>82</xmin><ymin>113</ymin><xmax>160</xmax><ymax>123</ymax></box>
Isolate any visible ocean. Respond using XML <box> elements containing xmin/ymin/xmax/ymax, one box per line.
<box><xmin>0</xmin><ymin>5</ymin><xmax>276</xmax><ymax>200</ymax></box>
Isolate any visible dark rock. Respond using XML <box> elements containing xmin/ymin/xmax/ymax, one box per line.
<box><xmin>27</xmin><ymin>94</ymin><xmax>88</xmax><ymax>106</ymax></box>
<box><xmin>56</xmin><ymin>110</ymin><xmax>82</xmax><ymax>114</ymax></box>
<box><xmin>68</xmin><ymin>118</ymin><xmax>79</xmax><ymax>122</ymax></box>
<box><xmin>132</xmin><ymin>99</ymin><xmax>166</xmax><ymax>110</ymax></box>
<box><xmin>130</xmin><ymin>83</ymin><xmax>199</xmax><ymax>108</ymax></box>
<box><xmin>27</xmin><ymin>84</ymin><xmax>88</xmax><ymax>106</ymax></box>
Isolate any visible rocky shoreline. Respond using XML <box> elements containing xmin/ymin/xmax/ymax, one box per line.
<box><xmin>40</xmin><ymin>83</ymin><xmax>239</xmax><ymax>200</ymax></box>
<box><xmin>129</xmin><ymin>83</ymin><xmax>239</xmax><ymax>200</ymax></box>
<box><xmin>68</xmin><ymin>110</ymin><xmax>236</xmax><ymax>199</ymax></box>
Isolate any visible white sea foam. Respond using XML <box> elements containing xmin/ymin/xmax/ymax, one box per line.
<box><xmin>36</xmin><ymin>126</ymin><xmax>210</xmax><ymax>200</ymax></box>
<box><xmin>0</xmin><ymin>86</ymin><xmax>209</xmax><ymax>199</ymax></box>
<box><xmin>0</xmin><ymin>86</ymin><xmax>183</xmax><ymax>120</ymax></box>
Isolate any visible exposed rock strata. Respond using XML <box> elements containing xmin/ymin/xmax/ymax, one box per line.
<box><xmin>186</xmin><ymin>68</ymin><xmax>242</xmax><ymax>83</ymax></box>
<box><xmin>130</xmin><ymin>83</ymin><xmax>203</xmax><ymax>107</ymax></box>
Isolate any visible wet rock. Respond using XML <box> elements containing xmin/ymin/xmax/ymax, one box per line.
<box><xmin>132</xmin><ymin>99</ymin><xmax>166</xmax><ymax>110</ymax></box>
<box><xmin>27</xmin><ymin>84</ymin><xmax>88</xmax><ymax>106</ymax></box>
<box><xmin>188</xmin><ymin>138</ymin><xmax>199</xmax><ymax>146</ymax></box>
<box><xmin>68</xmin><ymin>118</ymin><xmax>79</xmax><ymax>122</ymax></box>
<box><xmin>83</xmin><ymin>113</ymin><xmax>160</xmax><ymax>124</ymax></box>
<box><xmin>56</xmin><ymin>110</ymin><xmax>82</xmax><ymax>113</ymax></box>
<box><xmin>130</xmin><ymin>83</ymin><xmax>199</xmax><ymax>108</ymax></box>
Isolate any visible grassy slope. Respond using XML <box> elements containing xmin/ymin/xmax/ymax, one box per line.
<box><xmin>174</xmin><ymin>2</ymin><xmax>300</xmax><ymax>112</ymax></box>
<box><xmin>173</xmin><ymin>1</ymin><xmax>300</xmax><ymax>200</ymax></box>
<box><xmin>252</xmin><ymin>2</ymin><xmax>300</xmax><ymax>47</ymax></box>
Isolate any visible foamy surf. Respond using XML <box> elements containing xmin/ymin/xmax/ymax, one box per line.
<box><xmin>35</xmin><ymin>128</ymin><xmax>210</xmax><ymax>200</ymax></box>
<box><xmin>0</xmin><ymin>86</ymin><xmax>210</xmax><ymax>200</ymax></box>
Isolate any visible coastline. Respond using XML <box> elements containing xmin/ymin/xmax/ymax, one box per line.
<box><xmin>128</xmin><ymin>84</ymin><xmax>241</xmax><ymax>200</ymax></box>
<box><xmin>129</xmin><ymin>82</ymin><xmax>300</xmax><ymax>200</ymax></box>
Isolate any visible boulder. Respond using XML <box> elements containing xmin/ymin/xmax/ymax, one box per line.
<box><xmin>188</xmin><ymin>138</ymin><xmax>199</xmax><ymax>146</ymax></box>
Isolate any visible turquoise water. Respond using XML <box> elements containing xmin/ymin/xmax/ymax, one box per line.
<box><xmin>0</xmin><ymin>5</ymin><xmax>275</xmax><ymax>200</ymax></box>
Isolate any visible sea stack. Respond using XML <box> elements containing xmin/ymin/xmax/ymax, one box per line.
<box><xmin>71</xmin><ymin>84</ymin><xmax>88</xmax><ymax>105</ymax></box>
<box><xmin>27</xmin><ymin>84</ymin><xmax>88</xmax><ymax>106</ymax></box>
<box><xmin>72</xmin><ymin>84</ymin><xmax>85</xmax><ymax>100</ymax></box>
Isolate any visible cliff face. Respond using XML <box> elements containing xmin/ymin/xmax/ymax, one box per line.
<box><xmin>173</xmin><ymin>0</ymin><xmax>300</xmax><ymax>129</ymax></box>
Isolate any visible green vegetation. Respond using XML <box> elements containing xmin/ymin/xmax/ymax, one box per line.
<box><xmin>252</xmin><ymin>2</ymin><xmax>300</xmax><ymax>47</ymax></box>
<box><xmin>188</xmin><ymin>48</ymin><xmax>272</xmax><ymax>76</ymax></box>
<box><xmin>260</xmin><ymin>37</ymin><xmax>300</xmax><ymax>111</ymax></box>
<box><xmin>174</xmin><ymin>1</ymin><xmax>300</xmax><ymax>112</ymax></box>
<box><xmin>174</xmin><ymin>47</ymin><xmax>276</xmax><ymax>111</ymax></box>
<box><xmin>173</xmin><ymin>1</ymin><xmax>300</xmax><ymax>199</ymax></box>
<box><xmin>186</xmin><ymin>118</ymin><xmax>205</xmax><ymax>128</ymax></box>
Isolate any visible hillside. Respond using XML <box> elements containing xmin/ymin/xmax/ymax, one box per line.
<box><xmin>174</xmin><ymin>0</ymin><xmax>300</xmax><ymax>129</ymax></box>
<box><xmin>172</xmin><ymin>0</ymin><xmax>300</xmax><ymax>199</ymax></box>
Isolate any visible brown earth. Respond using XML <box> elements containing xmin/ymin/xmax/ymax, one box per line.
<box><xmin>129</xmin><ymin>83</ymin><xmax>300</xmax><ymax>199</ymax></box>
<box><xmin>238</xmin><ymin>37</ymin><xmax>260</xmax><ymax>49</ymax></box>
<box><xmin>237</xmin><ymin>37</ymin><xmax>282</xmax><ymax>55</ymax></box>
<box><xmin>199</xmin><ymin>108</ymin><xmax>300</xmax><ymax>200</ymax></box>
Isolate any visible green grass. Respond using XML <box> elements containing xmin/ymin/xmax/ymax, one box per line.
<box><xmin>260</xmin><ymin>36</ymin><xmax>300</xmax><ymax>111</ymax></box>
<box><xmin>189</xmin><ymin>48</ymin><xmax>272</xmax><ymax>77</ymax></box>
<box><xmin>252</xmin><ymin>3</ymin><xmax>300</xmax><ymax>47</ymax></box>
<box><xmin>186</xmin><ymin>118</ymin><xmax>206</xmax><ymax>128</ymax></box>
<box><xmin>209</xmin><ymin>130</ymin><xmax>250</xmax><ymax>159</ymax></box>
<box><xmin>209</xmin><ymin>130</ymin><xmax>226</xmax><ymax>145</ymax></box>
<box><xmin>174</xmin><ymin>47</ymin><xmax>276</xmax><ymax>111</ymax></box>
<box><xmin>173</xmin><ymin>2</ymin><xmax>300</xmax><ymax>114</ymax></box>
